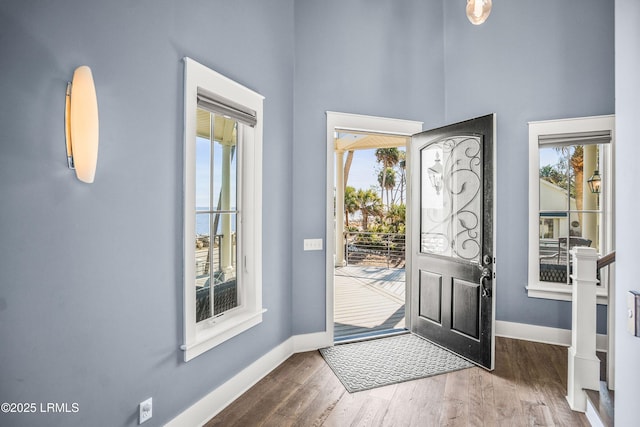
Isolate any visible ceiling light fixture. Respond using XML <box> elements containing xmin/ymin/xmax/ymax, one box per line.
<box><xmin>466</xmin><ymin>0</ymin><xmax>492</xmax><ymax>25</ymax></box>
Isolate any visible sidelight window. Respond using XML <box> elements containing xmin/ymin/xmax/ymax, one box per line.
<box><xmin>527</xmin><ymin>116</ymin><xmax>614</xmax><ymax>303</ymax></box>
<box><xmin>182</xmin><ymin>58</ymin><xmax>265</xmax><ymax>361</ymax></box>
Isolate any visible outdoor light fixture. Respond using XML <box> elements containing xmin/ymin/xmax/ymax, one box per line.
<box><xmin>587</xmin><ymin>169</ymin><xmax>602</xmax><ymax>194</ymax></box>
<box><xmin>65</xmin><ymin>66</ymin><xmax>99</xmax><ymax>183</ymax></box>
<box><xmin>466</xmin><ymin>0</ymin><xmax>492</xmax><ymax>25</ymax></box>
<box><xmin>427</xmin><ymin>152</ymin><xmax>444</xmax><ymax>195</ymax></box>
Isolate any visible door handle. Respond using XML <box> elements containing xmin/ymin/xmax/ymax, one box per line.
<box><xmin>481</xmin><ymin>267</ymin><xmax>492</xmax><ymax>298</ymax></box>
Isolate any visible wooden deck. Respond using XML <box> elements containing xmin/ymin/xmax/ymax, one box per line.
<box><xmin>334</xmin><ymin>266</ymin><xmax>406</xmax><ymax>340</ymax></box>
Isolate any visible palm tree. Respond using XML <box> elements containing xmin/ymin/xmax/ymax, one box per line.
<box><xmin>386</xmin><ymin>203</ymin><xmax>406</xmax><ymax>233</ymax></box>
<box><xmin>377</xmin><ymin>167</ymin><xmax>396</xmax><ymax>209</ymax></box>
<box><xmin>375</xmin><ymin>148</ymin><xmax>400</xmax><ymax>205</ymax></box>
<box><xmin>355</xmin><ymin>189</ymin><xmax>382</xmax><ymax>230</ymax></box>
<box><xmin>544</xmin><ymin>146</ymin><xmax>584</xmax><ymax>210</ymax></box>
<box><xmin>396</xmin><ymin>152</ymin><xmax>406</xmax><ymax>205</ymax></box>
<box><xmin>570</xmin><ymin>146</ymin><xmax>584</xmax><ymax>211</ymax></box>
<box><xmin>344</xmin><ymin>186</ymin><xmax>359</xmax><ymax>228</ymax></box>
<box><xmin>540</xmin><ymin>164</ymin><xmax>566</xmax><ymax>186</ymax></box>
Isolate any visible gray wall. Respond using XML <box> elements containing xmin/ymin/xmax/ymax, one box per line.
<box><xmin>615</xmin><ymin>1</ymin><xmax>640</xmax><ymax>425</ymax></box>
<box><xmin>292</xmin><ymin>0</ymin><xmax>446</xmax><ymax>334</ymax></box>
<box><xmin>0</xmin><ymin>1</ymin><xmax>294</xmax><ymax>426</ymax></box>
<box><xmin>291</xmin><ymin>0</ymin><xmax>613</xmax><ymax>334</ymax></box>
<box><xmin>0</xmin><ymin>0</ymin><xmax>622</xmax><ymax>425</ymax></box>
<box><xmin>442</xmin><ymin>0</ymin><xmax>614</xmax><ymax>332</ymax></box>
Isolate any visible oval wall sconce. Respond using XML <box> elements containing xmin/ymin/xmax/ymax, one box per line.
<box><xmin>65</xmin><ymin>66</ymin><xmax>99</xmax><ymax>183</ymax></box>
<box><xmin>466</xmin><ymin>0</ymin><xmax>492</xmax><ymax>25</ymax></box>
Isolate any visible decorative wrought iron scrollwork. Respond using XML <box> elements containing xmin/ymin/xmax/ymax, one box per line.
<box><xmin>421</xmin><ymin>135</ymin><xmax>482</xmax><ymax>262</ymax></box>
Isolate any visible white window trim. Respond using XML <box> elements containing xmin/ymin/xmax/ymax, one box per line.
<box><xmin>182</xmin><ymin>57</ymin><xmax>265</xmax><ymax>361</ymax></box>
<box><xmin>527</xmin><ymin>115</ymin><xmax>615</xmax><ymax>304</ymax></box>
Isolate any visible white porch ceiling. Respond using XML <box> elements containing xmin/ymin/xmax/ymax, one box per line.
<box><xmin>334</xmin><ymin>131</ymin><xmax>409</xmax><ymax>152</ymax></box>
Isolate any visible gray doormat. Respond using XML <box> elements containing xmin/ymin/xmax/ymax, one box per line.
<box><xmin>319</xmin><ymin>333</ymin><xmax>473</xmax><ymax>393</ymax></box>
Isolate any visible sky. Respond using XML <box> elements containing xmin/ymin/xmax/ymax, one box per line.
<box><xmin>539</xmin><ymin>147</ymin><xmax>564</xmax><ymax>169</ymax></box>
<box><xmin>195</xmin><ymin>136</ymin><xmax>236</xmax><ymax>209</ymax></box>
<box><xmin>345</xmin><ymin>149</ymin><xmax>380</xmax><ymax>191</ymax></box>
<box><xmin>344</xmin><ymin>148</ymin><xmax>406</xmax><ymax>193</ymax></box>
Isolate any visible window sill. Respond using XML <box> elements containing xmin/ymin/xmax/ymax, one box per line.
<box><xmin>526</xmin><ymin>283</ymin><xmax>608</xmax><ymax>305</ymax></box>
<box><xmin>182</xmin><ymin>308</ymin><xmax>267</xmax><ymax>361</ymax></box>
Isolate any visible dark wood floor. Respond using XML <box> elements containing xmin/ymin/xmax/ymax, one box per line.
<box><xmin>206</xmin><ymin>337</ymin><xmax>589</xmax><ymax>426</ymax></box>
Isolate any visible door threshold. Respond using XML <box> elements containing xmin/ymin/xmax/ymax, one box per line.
<box><xmin>334</xmin><ymin>328</ymin><xmax>409</xmax><ymax>345</ymax></box>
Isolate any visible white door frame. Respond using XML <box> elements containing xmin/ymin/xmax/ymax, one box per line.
<box><xmin>325</xmin><ymin>112</ymin><xmax>423</xmax><ymax>343</ymax></box>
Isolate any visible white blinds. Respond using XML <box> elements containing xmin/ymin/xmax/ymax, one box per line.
<box><xmin>538</xmin><ymin>130</ymin><xmax>611</xmax><ymax>147</ymax></box>
<box><xmin>197</xmin><ymin>88</ymin><xmax>257</xmax><ymax>127</ymax></box>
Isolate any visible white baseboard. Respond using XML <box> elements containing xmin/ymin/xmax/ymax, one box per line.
<box><xmin>585</xmin><ymin>398</ymin><xmax>605</xmax><ymax>427</ymax></box>
<box><xmin>292</xmin><ymin>331</ymin><xmax>332</xmax><ymax>352</ymax></box>
<box><xmin>165</xmin><ymin>331</ymin><xmax>328</xmax><ymax>427</ymax></box>
<box><xmin>496</xmin><ymin>320</ymin><xmax>608</xmax><ymax>352</ymax></box>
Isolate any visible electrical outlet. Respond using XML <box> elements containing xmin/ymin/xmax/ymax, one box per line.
<box><xmin>303</xmin><ymin>238</ymin><xmax>323</xmax><ymax>251</ymax></box>
<box><xmin>139</xmin><ymin>397</ymin><xmax>152</xmax><ymax>424</ymax></box>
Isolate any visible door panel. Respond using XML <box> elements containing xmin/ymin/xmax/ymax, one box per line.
<box><xmin>409</xmin><ymin>114</ymin><xmax>495</xmax><ymax>370</ymax></box>
<box><xmin>419</xmin><ymin>270</ymin><xmax>442</xmax><ymax>324</ymax></box>
<box><xmin>452</xmin><ymin>278</ymin><xmax>480</xmax><ymax>339</ymax></box>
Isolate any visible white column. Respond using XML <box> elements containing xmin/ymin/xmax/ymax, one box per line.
<box><xmin>582</xmin><ymin>145</ymin><xmax>598</xmax><ymax>248</ymax></box>
<box><xmin>221</xmin><ymin>144</ymin><xmax>233</xmax><ymax>276</ymax></box>
<box><xmin>566</xmin><ymin>246</ymin><xmax>600</xmax><ymax>412</ymax></box>
<box><xmin>335</xmin><ymin>150</ymin><xmax>345</xmax><ymax>267</ymax></box>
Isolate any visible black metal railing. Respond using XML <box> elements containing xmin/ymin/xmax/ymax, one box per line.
<box><xmin>345</xmin><ymin>231</ymin><xmax>405</xmax><ymax>268</ymax></box>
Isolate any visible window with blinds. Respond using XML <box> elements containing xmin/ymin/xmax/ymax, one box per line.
<box><xmin>527</xmin><ymin>115</ymin><xmax>614</xmax><ymax>303</ymax></box>
<box><xmin>182</xmin><ymin>57</ymin><xmax>265</xmax><ymax>361</ymax></box>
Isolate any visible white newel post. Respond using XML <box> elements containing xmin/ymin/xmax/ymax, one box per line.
<box><xmin>566</xmin><ymin>246</ymin><xmax>600</xmax><ymax>412</ymax></box>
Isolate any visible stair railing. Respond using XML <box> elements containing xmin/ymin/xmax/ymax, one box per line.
<box><xmin>567</xmin><ymin>248</ymin><xmax>616</xmax><ymax>412</ymax></box>
<box><xmin>567</xmin><ymin>247</ymin><xmax>601</xmax><ymax>412</ymax></box>
<box><xmin>597</xmin><ymin>251</ymin><xmax>616</xmax><ymax>271</ymax></box>
<box><xmin>599</xmin><ymin>251</ymin><xmax>616</xmax><ymax>390</ymax></box>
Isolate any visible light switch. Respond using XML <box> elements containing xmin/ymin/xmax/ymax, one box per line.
<box><xmin>627</xmin><ymin>291</ymin><xmax>640</xmax><ymax>336</ymax></box>
<box><xmin>303</xmin><ymin>238</ymin><xmax>323</xmax><ymax>251</ymax></box>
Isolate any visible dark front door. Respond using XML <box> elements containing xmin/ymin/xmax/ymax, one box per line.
<box><xmin>409</xmin><ymin>114</ymin><xmax>496</xmax><ymax>370</ymax></box>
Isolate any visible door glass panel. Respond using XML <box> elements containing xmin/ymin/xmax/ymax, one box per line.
<box><xmin>420</xmin><ymin>136</ymin><xmax>482</xmax><ymax>263</ymax></box>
